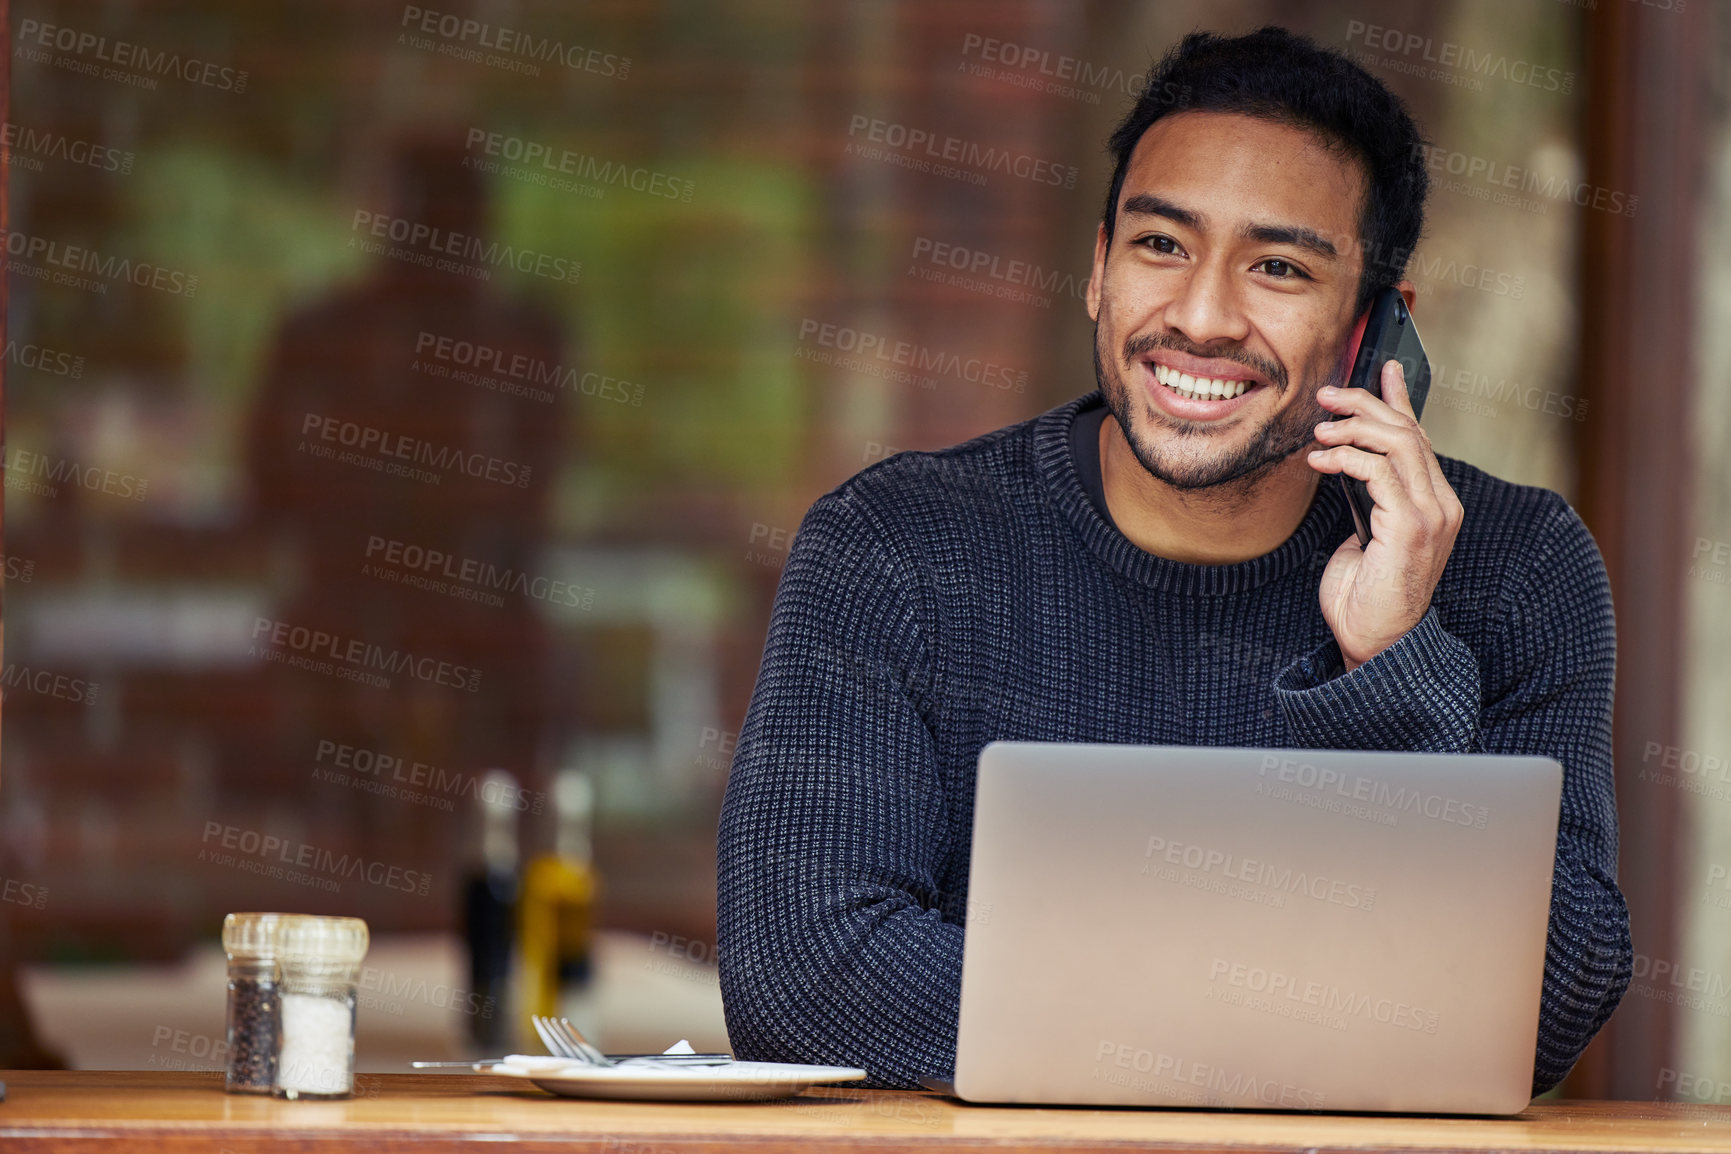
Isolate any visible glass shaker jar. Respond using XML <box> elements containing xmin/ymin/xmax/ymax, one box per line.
<box><xmin>222</xmin><ymin>912</ymin><xmax>283</xmax><ymax>1094</ymax></box>
<box><xmin>272</xmin><ymin>915</ymin><xmax>370</xmax><ymax>1100</ymax></box>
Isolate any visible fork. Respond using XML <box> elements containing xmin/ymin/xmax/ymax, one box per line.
<box><xmin>530</xmin><ymin>1015</ymin><xmax>732</xmax><ymax>1067</ymax></box>
<box><xmin>531</xmin><ymin>1015</ymin><xmax>607</xmax><ymax>1065</ymax></box>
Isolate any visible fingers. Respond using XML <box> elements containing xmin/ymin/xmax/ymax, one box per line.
<box><xmin>1316</xmin><ymin>362</ymin><xmax>1415</xmax><ymax>424</ymax></box>
<box><xmin>1307</xmin><ymin>442</ymin><xmax>1460</xmax><ymax>559</ymax></box>
<box><xmin>1377</xmin><ymin>361</ymin><xmax>1454</xmax><ymax>503</ymax></box>
<box><xmin>1308</xmin><ymin>355</ymin><xmax>1463</xmax><ymax>658</ymax></box>
<box><xmin>1379</xmin><ymin>357</ymin><xmax>1418</xmax><ymax>422</ymax></box>
<box><xmin>1311</xmin><ymin>362</ymin><xmax>1463</xmax><ymax>545</ymax></box>
<box><xmin>1308</xmin><ymin>436</ymin><xmax>1459</xmax><ymax>551</ymax></box>
<box><xmin>1309</xmin><ymin>372</ymin><xmax>1449</xmax><ymax>538</ymax></box>
<box><xmin>1316</xmin><ymin>363</ymin><xmax>1452</xmax><ymax>509</ymax></box>
<box><xmin>1307</xmin><ymin>443</ymin><xmax>1413</xmax><ymax>529</ymax></box>
<box><xmin>1311</xmin><ymin>415</ymin><xmax>1431</xmax><ymax>493</ymax></box>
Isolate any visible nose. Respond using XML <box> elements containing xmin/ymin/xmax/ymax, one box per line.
<box><xmin>1162</xmin><ymin>256</ymin><xmax>1251</xmax><ymax>348</ymax></box>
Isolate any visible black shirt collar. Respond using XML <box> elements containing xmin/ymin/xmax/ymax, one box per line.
<box><xmin>1043</xmin><ymin>390</ymin><xmax>1349</xmax><ymax>595</ymax></box>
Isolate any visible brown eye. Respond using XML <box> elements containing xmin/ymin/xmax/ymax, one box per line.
<box><xmin>1255</xmin><ymin>258</ymin><xmax>1306</xmax><ymax>280</ymax></box>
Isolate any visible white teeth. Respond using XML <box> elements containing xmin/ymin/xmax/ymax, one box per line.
<box><xmin>1152</xmin><ymin>363</ymin><xmax>1250</xmax><ymax>400</ymax></box>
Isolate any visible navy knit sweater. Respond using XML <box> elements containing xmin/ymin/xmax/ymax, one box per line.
<box><xmin>716</xmin><ymin>390</ymin><xmax>1631</xmax><ymax>1096</ymax></box>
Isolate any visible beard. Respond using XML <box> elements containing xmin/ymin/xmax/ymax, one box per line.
<box><xmin>1093</xmin><ymin>320</ymin><xmax>1340</xmax><ymax>494</ymax></box>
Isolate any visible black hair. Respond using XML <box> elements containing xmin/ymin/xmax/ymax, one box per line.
<box><xmin>1103</xmin><ymin>26</ymin><xmax>1427</xmax><ymax>315</ymax></box>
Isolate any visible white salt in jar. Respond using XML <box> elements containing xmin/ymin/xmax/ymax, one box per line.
<box><xmin>271</xmin><ymin>915</ymin><xmax>369</xmax><ymax>1099</ymax></box>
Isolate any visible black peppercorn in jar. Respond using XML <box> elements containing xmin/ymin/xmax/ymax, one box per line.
<box><xmin>222</xmin><ymin>912</ymin><xmax>283</xmax><ymax>1094</ymax></box>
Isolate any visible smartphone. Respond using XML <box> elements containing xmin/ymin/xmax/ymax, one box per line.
<box><xmin>1331</xmin><ymin>287</ymin><xmax>1431</xmax><ymax>547</ymax></box>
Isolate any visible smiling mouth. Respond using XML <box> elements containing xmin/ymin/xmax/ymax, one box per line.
<box><xmin>1151</xmin><ymin>362</ymin><xmax>1258</xmax><ymax>400</ymax></box>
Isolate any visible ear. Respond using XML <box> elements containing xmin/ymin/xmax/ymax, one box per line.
<box><xmin>1396</xmin><ymin>279</ymin><xmax>1417</xmax><ymax>315</ymax></box>
<box><xmin>1086</xmin><ymin>222</ymin><xmax>1108</xmax><ymax>322</ymax></box>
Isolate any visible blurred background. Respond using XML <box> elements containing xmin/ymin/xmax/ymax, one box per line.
<box><xmin>0</xmin><ymin>0</ymin><xmax>1725</xmax><ymax>1102</ymax></box>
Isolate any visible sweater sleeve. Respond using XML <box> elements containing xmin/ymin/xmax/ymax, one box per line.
<box><xmin>1270</xmin><ymin>495</ymin><xmax>1631</xmax><ymax>1096</ymax></box>
<box><xmin>716</xmin><ymin>488</ymin><xmax>963</xmax><ymax>1089</ymax></box>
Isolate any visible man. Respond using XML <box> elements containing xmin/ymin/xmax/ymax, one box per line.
<box><xmin>717</xmin><ymin>27</ymin><xmax>1631</xmax><ymax>1095</ymax></box>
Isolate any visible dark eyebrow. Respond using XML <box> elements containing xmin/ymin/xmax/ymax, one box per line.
<box><xmin>1241</xmin><ymin>222</ymin><xmax>1340</xmax><ymax>261</ymax></box>
<box><xmin>1119</xmin><ymin>193</ymin><xmax>1202</xmax><ymax>231</ymax></box>
<box><xmin>1122</xmin><ymin>192</ymin><xmax>1341</xmax><ymax>263</ymax></box>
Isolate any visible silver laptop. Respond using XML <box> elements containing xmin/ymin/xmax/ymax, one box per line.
<box><xmin>949</xmin><ymin>742</ymin><xmax>1561</xmax><ymax>1115</ymax></box>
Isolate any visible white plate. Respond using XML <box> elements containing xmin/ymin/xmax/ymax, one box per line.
<box><xmin>480</xmin><ymin>1057</ymin><xmax>869</xmax><ymax>1102</ymax></box>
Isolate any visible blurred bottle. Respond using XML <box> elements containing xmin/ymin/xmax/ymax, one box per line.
<box><xmin>462</xmin><ymin>769</ymin><xmax>521</xmax><ymax>1049</ymax></box>
<box><xmin>518</xmin><ymin>768</ymin><xmax>599</xmax><ymax>1040</ymax></box>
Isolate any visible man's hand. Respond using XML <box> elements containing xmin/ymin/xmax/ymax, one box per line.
<box><xmin>1305</xmin><ymin>359</ymin><xmax>1464</xmax><ymax>672</ymax></box>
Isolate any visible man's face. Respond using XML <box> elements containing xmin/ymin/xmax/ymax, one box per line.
<box><xmin>1086</xmin><ymin>111</ymin><xmax>1367</xmax><ymax>493</ymax></box>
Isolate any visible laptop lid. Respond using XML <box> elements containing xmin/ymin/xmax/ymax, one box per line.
<box><xmin>954</xmin><ymin>742</ymin><xmax>1562</xmax><ymax>1115</ymax></box>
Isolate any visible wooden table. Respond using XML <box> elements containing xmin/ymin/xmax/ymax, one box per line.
<box><xmin>3</xmin><ymin>1071</ymin><xmax>1731</xmax><ymax>1152</ymax></box>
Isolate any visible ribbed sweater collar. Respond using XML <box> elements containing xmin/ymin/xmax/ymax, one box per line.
<box><xmin>1034</xmin><ymin>390</ymin><xmax>1351</xmax><ymax>596</ymax></box>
